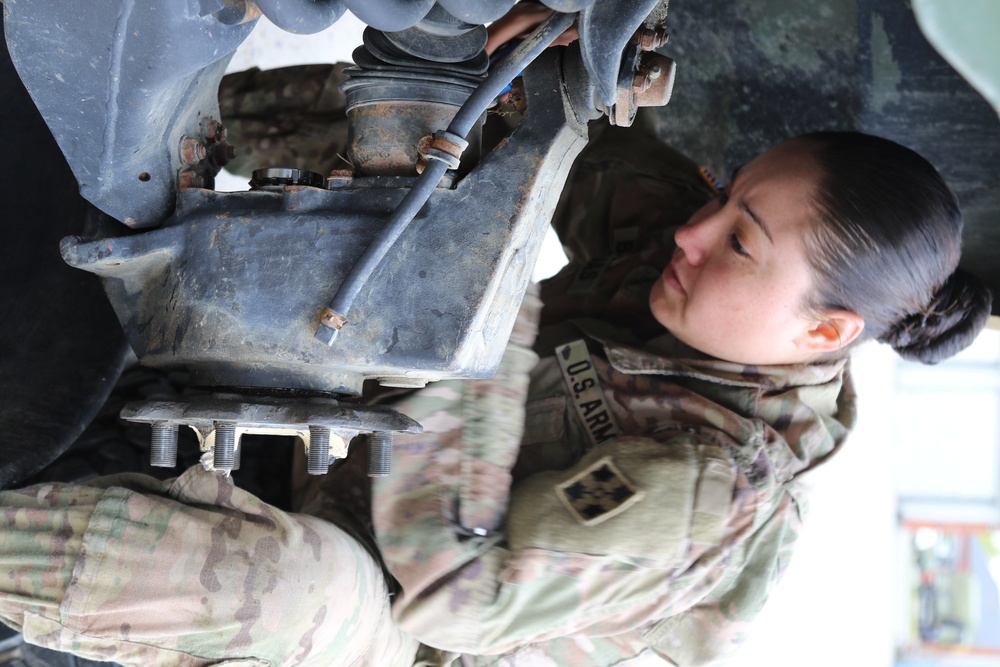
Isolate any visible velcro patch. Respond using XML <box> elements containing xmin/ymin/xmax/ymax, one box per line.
<box><xmin>556</xmin><ymin>456</ymin><xmax>645</xmax><ymax>526</ymax></box>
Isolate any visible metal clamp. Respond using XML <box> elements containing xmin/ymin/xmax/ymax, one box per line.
<box><xmin>416</xmin><ymin>130</ymin><xmax>469</xmax><ymax>173</ymax></box>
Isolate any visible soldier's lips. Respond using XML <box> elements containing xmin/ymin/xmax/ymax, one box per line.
<box><xmin>661</xmin><ymin>260</ymin><xmax>686</xmax><ymax>296</ymax></box>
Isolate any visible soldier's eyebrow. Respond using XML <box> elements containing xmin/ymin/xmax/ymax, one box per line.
<box><xmin>731</xmin><ymin>163</ymin><xmax>774</xmax><ymax>245</ymax></box>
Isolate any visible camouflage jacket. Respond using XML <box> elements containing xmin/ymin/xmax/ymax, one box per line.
<box><xmin>369</xmin><ymin>124</ymin><xmax>857</xmax><ymax>666</ymax></box>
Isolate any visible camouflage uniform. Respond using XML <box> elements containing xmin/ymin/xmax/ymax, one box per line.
<box><xmin>368</xmin><ymin>124</ymin><xmax>857</xmax><ymax>665</ymax></box>
<box><xmin>0</xmin><ymin>470</ymin><xmax>418</xmax><ymax>666</ymax></box>
<box><xmin>0</xmin><ymin>121</ymin><xmax>856</xmax><ymax>666</ymax></box>
<box><xmin>218</xmin><ymin>64</ymin><xmax>352</xmax><ymax>178</ymax></box>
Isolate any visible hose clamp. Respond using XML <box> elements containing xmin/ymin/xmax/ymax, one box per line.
<box><xmin>416</xmin><ymin>130</ymin><xmax>468</xmax><ymax>173</ymax></box>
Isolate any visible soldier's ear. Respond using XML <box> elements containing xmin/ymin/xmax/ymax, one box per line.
<box><xmin>797</xmin><ymin>309</ymin><xmax>864</xmax><ymax>353</ymax></box>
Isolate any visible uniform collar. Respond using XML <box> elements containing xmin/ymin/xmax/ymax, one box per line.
<box><xmin>562</xmin><ymin>318</ymin><xmax>856</xmax><ymax>482</ymax></box>
<box><xmin>578</xmin><ymin>323</ymin><xmax>848</xmax><ymax>392</ymax></box>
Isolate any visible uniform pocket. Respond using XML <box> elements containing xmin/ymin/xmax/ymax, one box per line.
<box><xmin>521</xmin><ymin>396</ymin><xmax>567</xmax><ymax>446</ymax></box>
<box><xmin>512</xmin><ymin>396</ymin><xmax>574</xmax><ymax>481</ymax></box>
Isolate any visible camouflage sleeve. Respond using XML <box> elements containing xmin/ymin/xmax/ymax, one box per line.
<box><xmin>374</xmin><ymin>417</ymin><xmax>748</xmax><ymax>656</ymax></box>
<box><xmin>1</xmin><ymin>469</ymin><xmax>418</xmax><ymax>666</ymax></box>
<box><xmin>645</xmin><ymin>489</ymin><xmax>804</xmax><ymax>665</ymax></box>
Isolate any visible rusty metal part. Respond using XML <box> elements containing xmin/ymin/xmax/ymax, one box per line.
<box><xmin>634</xmin><ymin>52</ymin><xmax>675</xmax><ymax>107</ymax></box>
<box><xmin>203</xmin><ymin>118</ymin><xmax>228</xmax><ymax>144</ymax></box>
<box><xmin>344</xmin><ymin>97</ymin><xmax>483</xmax><ymax>178</ymax></box>
<box><xmin>612</xmin><ymin>87</ymin><xmax>634</xmax><ymax>126</ymax></box>
<box><xmin>415</xmin><ymin>130</ymin><xmax>467</xmax><ymax>174</ymax></box>
<box><xmin>320</xmin><ymin>308</ymin><xmax>347</xmax><ymax>330</ymax></box>
<box><xmin>415</xmin><ymin>134</ymin><xmax>434</xmax><ymax>172</ymax></box>
<box><xmin>610</xmin><ymin>50</ymin><xmax>676</xmax><ymax>126</ymax></box>
<box><xmin>180</xmin><ymin>137</ymin><xmax>208</xmax><ymax>165</ymax></box>
<box><xmin>326</xmin><ymin>169</ymin><xmax>355</xmax><ymax>189</ymax></box>
<box><xmin>178</xmin><ymin>171</ymin><xmax>205</xmax><ymax>189</ymax></box>
<box><xmin>634</xmin><ymin>25</ymin><xmax>669</xmax><ymax>51</ymax></box>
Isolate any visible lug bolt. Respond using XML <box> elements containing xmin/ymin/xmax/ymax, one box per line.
<box><xmin>367</xmin><ymin>431</ymin><xmax>392</xmax><ymax>477</ymax></box>
<box><xmin>150</xmin><ymin>422</ymin><xmax>178</xmax><ymax>468</ymax></box>
<box><xmin>213</xmin><ymin>421</ymin><xmax>238</xmax><ymax>472</ymax></box>
<box><xmin>307</xmin><ymin>425</ymin><xmax>332</xmax><ymax>475</ymax></box>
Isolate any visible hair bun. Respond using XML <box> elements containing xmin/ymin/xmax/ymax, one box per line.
<box><xmin>880</xmin><ymin>268</ymin><xmax>993</xmax><ymax>364</ymax></box>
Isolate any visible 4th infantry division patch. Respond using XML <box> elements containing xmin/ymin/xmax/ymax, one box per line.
<box><xmin>556</xmin><ymin>456</ymin><xmax>645</xmax><ymax>526</ymax></box>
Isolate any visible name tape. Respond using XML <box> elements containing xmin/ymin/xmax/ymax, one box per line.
<box><xmin>555</xmin><ymin>339</ymin><xmax>622</xmax><ymax>449</ymax></box>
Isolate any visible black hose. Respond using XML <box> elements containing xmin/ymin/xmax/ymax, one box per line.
<box><xmin>316</xmin><ymin>10</ymin><xmax>577</xmax><ymax>345</ymax></box>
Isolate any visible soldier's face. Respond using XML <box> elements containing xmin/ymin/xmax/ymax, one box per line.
<box><xmin>649</xmin><ymin>140</ymin><xmax>840</xmax><ymax>365</ymax></box>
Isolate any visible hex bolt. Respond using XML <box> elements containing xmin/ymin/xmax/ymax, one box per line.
<box><xmin>180</xmin><ymin>137</ymin><xmax>207</xmax><ymax>165</ymax></box>
<box><xmin>307</xmin><ymin>425</ymin><xmax>332</xmax><ymax>475</ymax></box>
<box><xmin>213</xmin><ymin>422</ymin><xmax>238</xmax><ymax>472</ymax></box>
<box><xmin>367</xmin><ymin>431</ymin><xmax>393</xmax><ymax>477</ymax></box>
<box><xmin>232</xmin><ymin>440</ymin><xmax>242</xmax><ymax>472</ymax></box>
<box><xmin>150</xmin><ymin>422</ymin><xmax>178</xmax><ymax>468</ymax></box>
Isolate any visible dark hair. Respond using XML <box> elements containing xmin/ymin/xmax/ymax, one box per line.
<box><xmin>798</xmin><ymin>131</ymin><xmax>992</xmax><ymax>364</ymax></box>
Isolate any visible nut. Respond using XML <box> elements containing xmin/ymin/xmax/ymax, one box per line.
<box><xmin>636</xmin><ymin>26</ymin><xmax>669</xmax><ymax>51</ymax></box>
<box><xmin>204</xmin><ymin>119</ymin><xmax>228</xmax><ymax>144</ymax></box>
<box><xmin>178</xmin><ymin>171</ymin><xmax>205</xmax><ymax>189</ymax></box>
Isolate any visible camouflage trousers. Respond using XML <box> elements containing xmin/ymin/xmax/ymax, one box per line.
<box><xmin>0</xmin><ymin>466</ymin><xmax>418</xmax><ymax>666</ymax></box>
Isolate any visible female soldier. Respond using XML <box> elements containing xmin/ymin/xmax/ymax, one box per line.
<box><xmin>362</xmin><ymin>126</ymin><xmax>992</xmax><ymax>665</ymax></box>
<box><xmin>0</xmin><ymin>123</ymin><xmax>990</xmax><ymax>666</ymax></box>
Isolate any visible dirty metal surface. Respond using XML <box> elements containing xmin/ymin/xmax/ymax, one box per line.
<box><xmin>3</xmin><ymin>0</ymin><xmax>257</xmax><ymax>228</ymax></box>
<box><xmin>62</xmin><ymin>51</ymin><xmax>589</xmax><ymax>395</ymax></box>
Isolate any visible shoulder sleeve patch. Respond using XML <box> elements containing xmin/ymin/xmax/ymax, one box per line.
<box><xmin>555</xmin><ymin>455</ymin><xmax>646</xmax><ymax>526</ymax></box>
